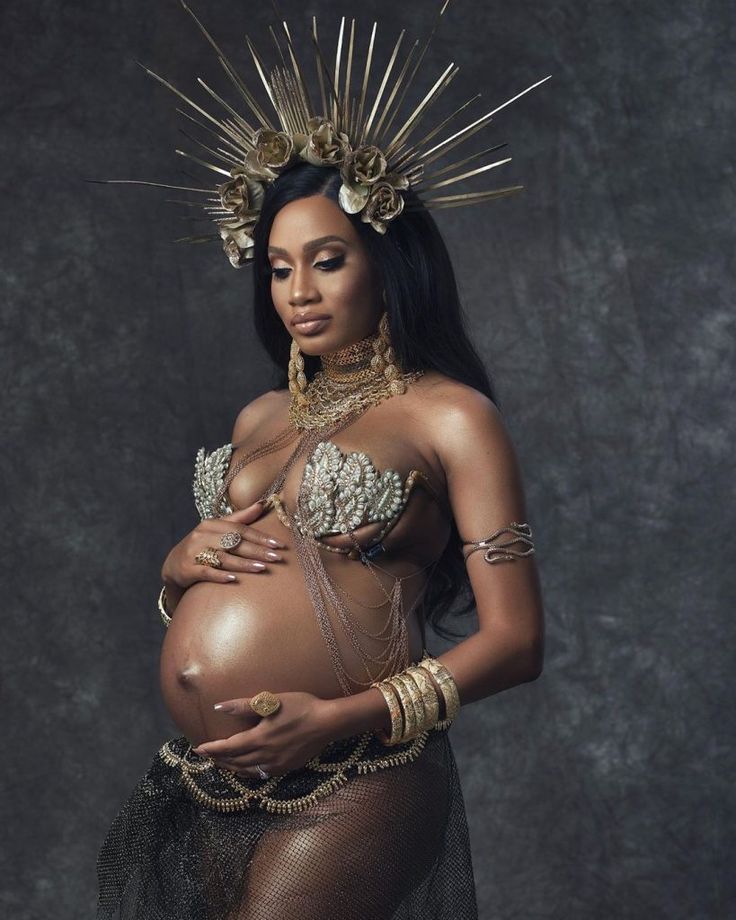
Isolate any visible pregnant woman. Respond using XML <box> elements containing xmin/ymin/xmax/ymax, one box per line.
<box><xmin>95</xmin><ymin>5</ymin><xmax>547</xmax><ymax>918</ymax></box>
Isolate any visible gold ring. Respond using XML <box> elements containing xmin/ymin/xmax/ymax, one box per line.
<box><xmin>194</xmin><ymin>547</ymin><xmax>222</xmax><ymax>568</ymax></box>
<box><xmin>249</xmin><ymin>690</ymin><xmax>281</xmax><ymax>717</ymax></box>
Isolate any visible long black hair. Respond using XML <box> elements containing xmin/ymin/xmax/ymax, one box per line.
<box><xmin>251</xmin><ymin>162</ymin><xmax>499</xmax><ymax>639</ymax></box>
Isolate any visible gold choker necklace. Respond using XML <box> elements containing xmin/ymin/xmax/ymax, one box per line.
<box><xmin>320</xmin><ymin>336</ymin><xmax>376</xmax><ymax>380</ymax></box>
<box><xmin>288</xmin><ymin>314</ymin><xmax>424</xmax><ymax>430</ymax></box>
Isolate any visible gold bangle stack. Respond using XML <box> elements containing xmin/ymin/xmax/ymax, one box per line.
<box><xmin>158</xmin><ymin>586</ymin><xmax>172</xmax><ymax>628</ymax></box>
<box><xmin>371</xmin><ymin>655</ymin><xmax>461</xmax><ymax>746</ymax></box>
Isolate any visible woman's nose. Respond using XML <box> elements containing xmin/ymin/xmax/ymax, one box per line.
<box><xmin>288</xmin><ymin>267</ymin><xmax>319</xmax><ymax>305</ymax></box>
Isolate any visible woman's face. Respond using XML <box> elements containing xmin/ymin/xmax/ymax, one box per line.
<box><xmin>267</xmin><ymin>194</ymin><xmax>382</xmax><ymax>356</ymax></box>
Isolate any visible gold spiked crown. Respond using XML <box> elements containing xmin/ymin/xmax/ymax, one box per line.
<box><xmin>99</xmin><ymin>0</ymin><xmax>550</xmax><ymax>268</ymax></box>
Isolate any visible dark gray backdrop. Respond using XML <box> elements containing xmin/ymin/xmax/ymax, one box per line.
<box><xmin>1</xmin><ymin>0</ymin><xmax>733</xmax><ymax>917</ymax></box>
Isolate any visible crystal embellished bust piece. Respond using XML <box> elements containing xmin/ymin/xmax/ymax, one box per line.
<box><xmin>295</xmin><ymin>439</ymin><xmax>405</xmax><ymax>537</ymax></box>
<box><xmin>193</xmin><ymin>434</ymin><xmax>436</xmax><ymax>544</ymax></box>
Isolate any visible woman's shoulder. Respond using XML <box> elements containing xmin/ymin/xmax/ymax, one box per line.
<box><xmin>409</xmin><ymin>371</ymin><xmax>501</xmax><ymax>425</ymax></box>
<box><xmin>231</xmin><ymin>388</ymin><xmax>291</xmax><ymax>445</ymax></box>
<box><xmin>409</xmin><ymin>372</ymin><xmax>517</xmax><ymax>480</ymax></box>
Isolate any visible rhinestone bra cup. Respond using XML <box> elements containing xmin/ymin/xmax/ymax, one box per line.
<box><xmin>193</xmin><ymin>442</ymin><xmax>236</xmax><ymax>521</ymax></box>
<box><xmin>295</xmin><ymin>440</ymin><xmax>405</xmax><ymax>537</ymax></box>
<box><xmin>193</xmin><ymin>439</ymin><xmax>419</xmax><ymax>539</ymax></box>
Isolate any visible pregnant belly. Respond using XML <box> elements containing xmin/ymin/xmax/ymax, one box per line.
<box><xmin>159</xmin><ymin>564</ymin><xmax>424</xmax><ymax>747</ymax></box>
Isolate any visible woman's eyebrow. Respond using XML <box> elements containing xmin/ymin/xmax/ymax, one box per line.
<box><xmin>268</xmin><ymin>235</ymin><xmax>349</xmax><ymax>256</ymax></box>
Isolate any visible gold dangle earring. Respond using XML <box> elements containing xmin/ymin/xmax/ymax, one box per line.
<box><xmin>373</xmin><ymin>291</ymin><xmax>407</xmax><ymax>395</ymax></box>
<box><xmin>288</xmin><ymin>338</ymin><xmax>308</xmax><ymax>407</ymax></box>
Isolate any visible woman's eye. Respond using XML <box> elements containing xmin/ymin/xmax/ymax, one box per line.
<box><xmin>269</xmin><ymin>255</ymin><xmax>344</xmax><ymax>281</ymax></box>
<box><xmin>315</xmin><ymin>255</ymin><xmax>345</xmax><ymax>271</ymax></box>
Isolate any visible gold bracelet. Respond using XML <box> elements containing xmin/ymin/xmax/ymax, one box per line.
<box><xmin>417</xmin><ymin>656</ymin><xmax>461</xmax><ymax>726</ymax></box>
<box><xmin>158</xmin><ymin>586</ymin><xmax>172</xmax><ymax>628</ymax></box>
<box><xmin>391</xmin><ymin>673</ymin><xmax>426</xmax><ymax>741</ymax></box>
<box><xmin>405</xmin><ymin>665</ymin><xmax>440</xmax><ymax>732</ymax></box>
<box><xmin>386</xmin><ymin>674</ymin><xmax>419</xmax><ymax>741</ymax></box>
<box><xmin>419</xmin><ymin>659</ymin><xmax>460</xmax><ymax>725</ymax></box>
<box><xmin>371</xmin><ymin>681</ymin><xmax>404</xmax><ymax>745</ymax></box>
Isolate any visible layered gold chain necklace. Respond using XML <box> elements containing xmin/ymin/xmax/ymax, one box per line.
<box><xmin>288</xmin><ymin>313</ymin><xmax>424</xmax><ymax>430</ymax></box>
<box><xmin>214</xmin><ymin>316</ymin><xmax>422</xmax><ymax>505</ymax></box>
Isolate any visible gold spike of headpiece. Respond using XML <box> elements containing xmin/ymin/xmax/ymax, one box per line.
<box><xmin>89</xmin><ymin>0</ymin><xmax>551</xmax><ymax>268</ymax></box>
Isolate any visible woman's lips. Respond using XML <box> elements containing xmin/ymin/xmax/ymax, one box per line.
<box><xmin>291</xmin><ymin>316</ymin><xmax>331</xmax><ymax>335</ymax></box>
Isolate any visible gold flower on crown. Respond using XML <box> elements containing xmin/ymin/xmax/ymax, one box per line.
<box><xmin>247</xmin><ymin>128</ymin><xmax>297</xmax><ymax>179</ymax></box>
<box><xmin>362</xmin><ymin>181</ymin><xmax>406</xmax><ymax>234</ymax></box>
<box><xmin>303</xmin><ymin>117</ymin><xmax>351</xmax><ymax>167</ymax></box>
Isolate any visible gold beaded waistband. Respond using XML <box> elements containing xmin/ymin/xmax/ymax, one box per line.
<box><xmin>158</xmin><ymin>724</ymin><xmax>448</xmax><ymax>815</ymax></box>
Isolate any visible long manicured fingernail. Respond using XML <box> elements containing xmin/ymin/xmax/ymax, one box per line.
<box><xmin>251</xmin><ymin>562</ymin><xmax>266</xmax><ymax>571</ymax></box>
<box><xmin>226</xmin><ymin>574</ymin><xmax>237</xmax><ymax>581</ymax></box>
<box><xmin>265</xmin><ymin>551</ymin><xmax>282</xmax><ymax>561</ymax></box>
<box><xmin>267</xmin><ymin>538</ymin><xmax>285</xmax><ymax>548</ymax></box>
<box><xmin>213</xmin><ymin>702</ymin><xmax>237</xmax><ymax>713</ymax></box>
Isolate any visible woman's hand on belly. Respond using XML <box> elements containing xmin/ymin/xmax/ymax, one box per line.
<box><xmin>191</xmin><ymin>690</ymin><xmax>336</xmax><ymax>778</ymax></box>
<box><xmin>161</xmin><ymin>502</ymin><xmax>287</xmax><ymax>597</ymax></box>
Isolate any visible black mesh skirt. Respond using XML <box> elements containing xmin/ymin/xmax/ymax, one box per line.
<box><xmin>96</xmin><ymin>724</ymin><xmax>477</xmax><ymax>919</ymax></box>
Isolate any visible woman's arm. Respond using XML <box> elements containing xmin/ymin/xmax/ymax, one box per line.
<box><xmin>427</xmin><ymin>385</ymin><xmax>545</xmax><ymax>691</ymax></box>
<box><xmin>324</xmin><ymin>384</ymin><xmax>545</xmax><ymax>740</ymax></box>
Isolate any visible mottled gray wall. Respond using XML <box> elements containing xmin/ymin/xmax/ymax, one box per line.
<box><xmin>1</xmin><ymin>0</ymin><xmax>733</xmax><ymax>917</ymax></box>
